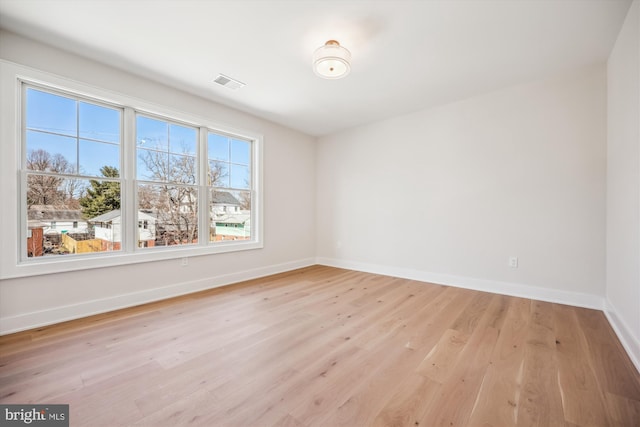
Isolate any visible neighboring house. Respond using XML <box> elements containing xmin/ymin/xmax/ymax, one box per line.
<box><xmin>211</xmin><ymin>191</ymin><xmax>242</xmax><ymax>215</ymax></box>
<box><xmin>89</xmin><ymin>210</ymin><xmax>157</xmax><ymax>249</ymax></box>
<box><xmin>27</xmin><ymin>205</ymin><xmax>88</xmax><ymax>235</ymax></box>
<box><xmin>27</xmin><ymin>205</ymin><xmax>91</xmax><ymax>255</ymax></box>
<box><xmin>213</xmin><ymin>215</ymin><xmax>251</xmax><ymax>241</ymax></box>
<box><xmin>211</xmin><ymin>191</ymin><xmax>251</xmax><ymax>241</ymax></box>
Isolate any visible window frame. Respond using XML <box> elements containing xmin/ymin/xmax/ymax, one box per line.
<box><xmin>0</xmin><ymin>61</ymin><xmax>263</xmax><ymax>279</ymax></box>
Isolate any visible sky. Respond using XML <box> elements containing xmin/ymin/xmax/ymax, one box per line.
<box><xmin>25</xmin><ymin>87</ymin><xmax>251</xmax><ymax>189</ymax></box>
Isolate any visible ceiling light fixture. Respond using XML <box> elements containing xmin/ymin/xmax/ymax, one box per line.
<box><xmin>313</xmin><ymin>40</ymin><xmax>351</xmax><ymax>79</ymax></box>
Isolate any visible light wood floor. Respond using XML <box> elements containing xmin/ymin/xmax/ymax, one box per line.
<box><xmin>1</xmin><ymin>266</ymin><xmax>639</xmax><ymax>426</ymax></box>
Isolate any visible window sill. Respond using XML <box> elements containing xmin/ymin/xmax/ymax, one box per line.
<box><xmin>3</xmin><ymin>241</ymin><xmax>264</xmax><ymax>279</ymax></box>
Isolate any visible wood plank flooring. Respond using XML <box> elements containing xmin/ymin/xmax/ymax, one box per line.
<box><xmin>1</xmin><ymin>265</ymin><xmax>639</xmax><ymax>426</ymax></box>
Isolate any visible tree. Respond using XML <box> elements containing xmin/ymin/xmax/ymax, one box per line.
<box><xmin>79</xmin><ymin>166</ymin><xmax>121</xmax><ymax>218</ymax></box>
<box><xmin>26</xmin><ymin>149</ymin><xmax>76</xmax><ymax>207</ymax></box>
<box><xmin>137</xmin><ymin>150</ymin><xmax>227</xmax><ymax>245</ymax></box>
<box><xmin>239</xmin><ymin>191</ymin><xmax>251</xmax><ymax>210</ymax></box>
<box><xmin>138</xmin><ymin>151</ymin><xmax>199</xmax><ymax>245</ymax></box>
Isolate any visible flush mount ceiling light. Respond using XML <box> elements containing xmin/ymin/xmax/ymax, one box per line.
<box><xmin>313</xmin><ymin>40</ymin><xmax>351</xmax><ymax>79</ymax></box>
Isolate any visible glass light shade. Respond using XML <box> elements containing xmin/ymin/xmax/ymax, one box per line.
<box><xmin>313</xmin><ymin>40</ymin><xmax>351</xmax><ymax>79</ymax></box>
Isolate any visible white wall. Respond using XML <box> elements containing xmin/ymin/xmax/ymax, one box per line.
<box><xmin>606</xmin><ymin>0</ymin><xmax>640</xmax><ymax>369</ymax></box>
<box><xmin>317</xmin><ymin>63</ymin><xmax>607</xmax><ymax>308</ymax></box>
<box><xmin>0</xmin><ymin>31</ymin><xmax>317</xmax><ymax>333</ymax></box>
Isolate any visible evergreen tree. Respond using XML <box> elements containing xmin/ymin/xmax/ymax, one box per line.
<box><xmin>79</xmin><ymin>166</ymin><xmax>121</xmax><ymax>218</ymax></box>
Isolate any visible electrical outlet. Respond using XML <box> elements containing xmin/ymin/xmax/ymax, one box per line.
<box><xmin>509</xmin><ymin>256</ymin><xmax>518</xmax><ymax>268</ymax></box>
<box><xmin>181</xmin><ymin>257</ymin><xmax>188</xmax><ymax>267</ymax></box>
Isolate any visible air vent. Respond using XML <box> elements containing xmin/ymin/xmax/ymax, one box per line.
<box><xmin>213</xmin><ymin>74</ymin><xmax>246</xmax><ymax>90</ymax></box>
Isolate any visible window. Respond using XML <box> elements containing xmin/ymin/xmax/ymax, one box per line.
<box><xmin>137</xmin><ymin>115</ymin><xmax>199</xmax><ymax>248</ymax></box>
<box><xmin>208</xmin><ymin>132</ymin><xmax>252</xmax><ymax>242</ymax></box>
<box><xmin>11</xmin><ymin>78</ymin><xmax>262</xmax><ymax>276</ymax></box>
<box><xmin>24</xmin><ymin>86</ymin><xmax>123</xmax><ymax>256</ymax></box>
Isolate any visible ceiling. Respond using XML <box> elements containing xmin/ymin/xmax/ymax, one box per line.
<box><xmin>0</xmin><ymin>0</ymin><xmax>632</xmax><ymax>137</ymax></box>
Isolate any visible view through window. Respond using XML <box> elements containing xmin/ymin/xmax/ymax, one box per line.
<box><xmin>25</xmin><ymin>87</ymin><xmax>122</xmax><ymax>256</ymax></box>
<box><xmin>22</xmin><ymin>84</ymin><xmax>257</xmax><ymax>260</ymax></box>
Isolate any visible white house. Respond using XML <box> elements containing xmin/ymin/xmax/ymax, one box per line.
<box><xmin>89</xmin><ymin>209</ymin><xmax>157</xmax><ymax>248</ymax></box>
<box><xmin>211</xmin><ymin>191</ymin><xmax>251</xmax><ymax>240</ymax></box>
<box><xmin>27</xmin><ymin>205</ymin><xmax>89</xmax><ymax>235</ymax></box>
<box><xmin>211</xmin><ymin>191</ymin><xmax>242</xmax><ymax>215</ymax></box>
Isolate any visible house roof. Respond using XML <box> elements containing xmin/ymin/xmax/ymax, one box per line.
<box><xmin>27</xmin><ymin>220</ymin><xmax>49</xmax><ymax>228</ymax></box>
<box><xmin>212</xmin><ymin>191</ymin><xmax>241</xmax><ymax>206</ymax></box>
<box><xmin>89</xmin><ymin>209</ymin><xmax>121</xmax><ymax>223</ymax></box>
<box><xmin>88</xmin><ymin>209</ymin><xmax>157</xmax><ymax>223</ymax></box>
<box><xmin>27</xmin><ymin>205</ymin><xmax>84</xmax><ymax>221</ymax></box>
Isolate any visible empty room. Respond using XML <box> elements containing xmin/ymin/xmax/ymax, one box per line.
<box><xmin>0</xmin><ymin>0</ymin><xmax>639</xmax><ymax>426</ymax></box>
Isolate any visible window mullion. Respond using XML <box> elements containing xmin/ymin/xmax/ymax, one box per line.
<box><xmin>198</xmin><ymin>126</ymin><xmax>208</xmax><ymax>245</ymax></box>
<box><xmin>123</xmin><ymin>107</ymin><xmax>136</xmax><ymax>253</ymax></box>
<box><xmin>75</xmin><ymin>101</ymin><xmax>80</xmax><ymax>175</ymax></box>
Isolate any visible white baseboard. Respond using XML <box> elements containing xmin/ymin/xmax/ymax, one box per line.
<box><xmin>316</xmin><ymin>257</ymin><xmax>604</xmax><ymax>309</ymax></box>
<box><xmin>0</xmin><ymin>257</ymin><xmax>316</xmax><ymax>335</ymax></box>
<box><xmin>604</xmin><ymin>300</ymin><xmax>640</xmax><ymax>374</ymax></box>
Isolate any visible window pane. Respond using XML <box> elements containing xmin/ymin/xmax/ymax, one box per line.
<box><xmin>208</xmin><ymin>133</ymin><xmax>229</xmax><ymax>161</ymax></box>
<box><xmin>231</xmin><ymin>139</ymin><xmax>250</xmax><ymax>165</ymax></box>
<box><xmin>169</xmin><ymin>124</ymin><xmax>197</xmax><ymax>155</ymax></box>
<box><xmin>26</xmin><ymin>131</ymin><xmax>77</xmax><ymax>172</ymax></box>
<box><xmin>210</xmin><ymin>190</ymin><xmax>251</xmax><ymax>242</ymax></box>
<box><xmin>26</xmin><ymin>175</ymin><xmax>121</xmax><ymax>257</ymax></box>
<box><xmin>137</xmin><ymin>148</ymin><xmax>168</xmax><ymax>181</ymax></box>
<box><xmin>79</xmin><ymin>140</ymin><xmax>119</xmax><ymax>177</ymax></box>
<box><xmin>26</xmin><ymin>88</ymin><xmax>76</xmax><ymax>137</ymax></box>
<box><xmin>26</xmin><ymin>174</ymin><xmax>83</xmax><ymax>206</ymax></box>
<box><xmin>79</xmin><ymin>102</ymin><xmax>120</xmax><ymax>143</ymax></box>
<box><xmin>230</xmin><ymin>164</ymin><xmax>250</xmax><ymax>189</ymax></box>
<box><xmin>208</xmin><ymin>160</ymin><xmax>229</xmax><ymax>187</ymax></box>
<box><xmin>169</xmin><ymin>154</ymin><xmax>197</xmax><ymax>184</ymax></box>
<box><xmin>137</xmin><ymin>117</ymin><xmax>198</xmax><ymax>184</ymax></box>
<box><xmin>137</xmin><ymin>116</ymin><xmax>168</xmax><ymax>151</ymax></box>
<box><xmin>138</xmin><ymin>183</ymin><xmax>198</xmax><ymax>247</ymax></box>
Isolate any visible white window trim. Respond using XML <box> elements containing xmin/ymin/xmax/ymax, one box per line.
<box><xmin>0</xmin><ymin>60</ymin><xmax>264</xmax><ymax>279</ymax></box>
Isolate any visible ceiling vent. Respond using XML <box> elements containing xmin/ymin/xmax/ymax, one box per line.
<box><xmin>213</xmin><ymin>74</ymin><xmax>246</xmax><ymax>90</ymax></box>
